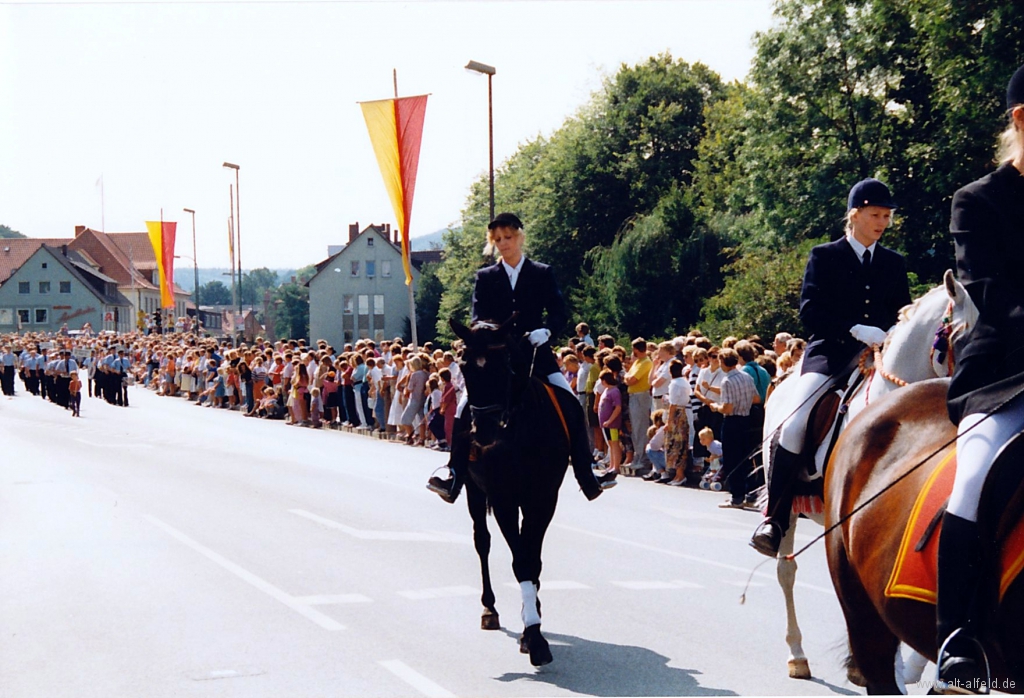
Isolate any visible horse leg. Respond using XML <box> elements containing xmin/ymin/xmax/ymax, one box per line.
<box><xmin>777</xmin><ymin>510</ymin><xmax>811</xmax><ymax>680</ymax></box>
<box><xmin>466</xmin><ymin>479</ymin><xmax>499</xmax><ymax>630</ymax></box>
<box><xmin>512</xmin><ymin>494</ymin><xmax>558</xmax><ymax>667</ymax></box>
<box><xmin>830</xmin><ymin>540</ymin><xmax>901</xmax><ymax>694</ymax></box>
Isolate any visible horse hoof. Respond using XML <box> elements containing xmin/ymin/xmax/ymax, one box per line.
<box><xmin>481</xmin><ymin>611</ymin><xmax>500</xmax><ymax>631</ymax></box>
<box><xmin>847</xmin><ymin>667</ymin><xmax>868</xmax><ymax>687</ymax></box>
<box><xmin>788</xmin><ymin>658</ymin><xmax>811</xmax><ymax>679</ymax></box>
<box><xmin>520</xmin><ymin>624</ymin><xmax>553</xmax><ymax>666</ymax></box>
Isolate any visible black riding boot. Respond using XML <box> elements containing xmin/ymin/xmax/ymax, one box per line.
<box><xmin>427</xmin><ymin>414</ymin><xmax>471</xmax><ymax>504</ymax></box>
<box><xmin>560</xmin><ymin>387</ymin><xmax>616</xmax><ymax>500</ymax></box>
<box><xmin>935</xmin><ymin>512</ymin><xmax>989</xmax><ymax>695</ymax></box>
<box><xmin>749</xmin><ymin>433</ymin><xmax>800</xmax><ymax>557</ymax></box>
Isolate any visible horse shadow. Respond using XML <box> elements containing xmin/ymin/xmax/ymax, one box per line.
<box><xmin>492</xmin><ymin>629</ymin><xmax>737</xmax><ymax>696</ymax></box>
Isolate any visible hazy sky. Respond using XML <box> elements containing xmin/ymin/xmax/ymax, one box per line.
<box><xmin>0</xmin><ymin>0</ymin><xmax>775</xmax><ymax>268</ymax></box>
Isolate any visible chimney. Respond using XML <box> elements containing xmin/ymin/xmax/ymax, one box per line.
<box><xmin>61</xmin><ymin>245</ymin><xmax>68</xmax><ymax>257</ymax></box>
<box><xmin>385</xmin><ymin>223</ymin><xmax>391</xmax><ymax>235</ymax></box>
<box><xmin>348</xmin><ymin>222</ymin><xmax>359</xmax><ymax>244</ymax></box>
<box><xmin>74</xmin><ymin>225</ymin><xmax>86</xmax><ymax>237</ymax></box>
<box><xmin>394</xmin><ymin>229</ymin><xmax>400</xmax><ymax>246</ymax></box>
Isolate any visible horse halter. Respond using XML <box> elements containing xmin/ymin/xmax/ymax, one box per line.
<box><xmin>465</xmin><ymin>340</ymin><xmax>516</xmax><ymax>431</ymax></box>
<box><xmin>930</xmin><ymin>299</ymin><xmax>965</xmax><ymax>378</ymax></box>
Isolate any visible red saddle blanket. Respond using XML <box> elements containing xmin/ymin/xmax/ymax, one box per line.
<box><xmin>885</xmin><ymin>450</ymin><xmax>1024</xmax><ymax>604</ymax></box>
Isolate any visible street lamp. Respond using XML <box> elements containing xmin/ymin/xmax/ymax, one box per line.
<box><xmin>223</xmin><ymin>162</ymin><xmax>241</xmax><ymax>316</ymax></box>
<box><xmin>182</xmin><ymin>207</ymin><xmax>199</xmax><ymax>334</ymax></box>
<box><xmin>465</xmin><ymin>60</ymin><xmax>496</xmax><ymax>223</ymax></box>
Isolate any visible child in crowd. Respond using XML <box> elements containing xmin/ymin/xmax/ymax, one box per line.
<box><xmin>425</xmin><ymin>374</ymin><xmax>446</xmax><ymax>450</ymax></box>
<box><xmin>643</xmin><ymin>409</ymin><xmax>668</xmax><ymax>481</ymax></box>
<box><xmin>598</xmin><ymin>369</ymin><xmax>623</xmax><ymax>474</ymax></box>
<box><xmin>438</xmin><ymin>367</ymin><xmax>456</xmax><ymax>450</ymax></box>
<box><xmin>68</xmin><ymin>370</ymin><xmax>82</xmax><ymax>417</ymax></box>
<box><xmin>309</xmin><ymin>387</ymin><xmax>323</xmax><ymax>428</ymax></box>
<box><xmin>698</xmin><ymin>426</ymin><xmax>724</xmax><ymax>490</ymax></box>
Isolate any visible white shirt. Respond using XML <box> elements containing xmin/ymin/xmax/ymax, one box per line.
<box><xmin>576</xmin><ymin>360</ymin><xmax>592</xmax><ymax>392</ymax></box>
<box><xmin>845</xmin><ymin>233</ymin><xmax>877</xmax><ymax>263</ymax></box>
<box><xmin>651</xmin><ymin>362</ymin><xmax>672</xmax><ymax>398</ymax></box>
<box><xmin>668</xmin><ymin>376</ymin><xmax>692</xmax><ymax>407</ymax></box>
<box><xmin>501</xmin><ymin>255</ymin><xmax>526</xmax><ymax>291</ymax></box>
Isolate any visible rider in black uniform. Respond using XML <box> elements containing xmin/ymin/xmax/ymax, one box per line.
<box><xmin>749</xmin><ymin>179</ymin><xmax>911</xmax><ymax>556</ymax></box>
<box><xmin>427</xmin><ymin>213</ymin><xmax>616</xmax><ymax>503</ymax></box>
<box><xmin>934</xmin><ymin>63</ymin><xmax>1024</xmax><ymax>696</ymax></box>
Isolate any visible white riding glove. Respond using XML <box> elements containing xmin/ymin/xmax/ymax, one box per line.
<box><xmin>850</xmin><ymin>324</ymin><xmax>888</xmax><ymax>347</ymax></box>
<box><xmin>527</xmin><ymin>328</ymin><xmax>551</xmax><ymax>347</ymax></box>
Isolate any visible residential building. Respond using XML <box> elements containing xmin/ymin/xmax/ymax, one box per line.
<box><xmin>0</xmin><ymin>245</ymin><xmax>132</xmax><ymax>333</ymax></box>
<box><xmin>307</xmin><ymin>223</ymin><xmax>442</xmax><ymax>348</ymax></box>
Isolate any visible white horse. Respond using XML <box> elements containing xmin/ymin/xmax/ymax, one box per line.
<box><xmin>763</xmin><ymin>270</ymin><xmax>978</xmax><ymax>685</ymax></box>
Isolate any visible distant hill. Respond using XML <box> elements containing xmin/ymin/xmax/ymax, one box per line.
<box><xmin>410</xmin><ymin>228</ymin><xmax>449</xmax><ymax>251</ymax></box>
<box><xmin>0</xmin><ymin>224</ymin><xmax>26</xmax><ymax>239</ymax></box>
<box><xmin>179</xmin><ymin>268</ymin><xmax>294</xmax><ymax>292</ymax></box>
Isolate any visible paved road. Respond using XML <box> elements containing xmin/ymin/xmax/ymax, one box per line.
<box><xmin>0</xmin><ymin>385</ymin><xmax>927</xmax><ymax>696</ymax></box>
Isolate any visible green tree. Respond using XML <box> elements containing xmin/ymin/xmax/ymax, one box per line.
<box><xmin>0</xmin><ymin>224</ymin><xmax>26</xmax><ymax>239</ymax></box>
<box><xmin>199</xmin><ymin>280</ymin><xmax>232</xmax><ymax>305</ymax></box>
<box><xmin>699</xmin><ymin>238</ymin><xmax>824</xmax><ymax>342</ymax></box>
<box><xmin>414</xmin><ymin>261</ymin><xmax>443</xmax><ymax>345</ymax></box>
<box><xmin>240</xmin><ymin>267</ymin><xmax>279</xmax><ymax>306</ymax></box>
<box><xmin>272</xmin><ymin>281</ymin><xmax>309</xmax><ymax>342</ymax></box>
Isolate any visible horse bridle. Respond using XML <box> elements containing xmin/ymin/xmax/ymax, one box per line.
<box><xmin>466</xmin><ymin>340</ymin><xmax>516</xmax><ymax>430</ymax></box>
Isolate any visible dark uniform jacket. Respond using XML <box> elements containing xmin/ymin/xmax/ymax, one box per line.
<box><xmin>471</xmin><ymin>258</ymin><xmax>567</xmax><ymax>377</ymax></box>
<box><xmin>947</xmin><ymin>163</ymin><xmax>1024</xmax><ymax>424</ymax></box>
<box><xmin>800</xmin><ymin>237</ymin><xmax>911</xmax><ymax>375</ymax></box>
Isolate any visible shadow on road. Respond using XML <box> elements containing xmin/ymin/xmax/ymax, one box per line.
<box><xmin>492</xmin><ymin>629</ymin><xmax>738</xmax><ymax>696</ymax></box>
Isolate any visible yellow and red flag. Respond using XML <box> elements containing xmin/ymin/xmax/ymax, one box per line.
<box><xmin>145</xmin><ymin>220</ymin><xmax>177</xmax><ymax>308</ymax></box>
<box><xmin>359</xmin><ymin>94</ymin><xmax>428</xmax><ymax>285</ymax></box>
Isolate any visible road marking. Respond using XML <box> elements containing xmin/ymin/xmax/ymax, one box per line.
<box><xmin>292</xmin><ymin>594</ymin><xmax>373</xmax><ymax>605</ymax></box>
<box><xmin>289</xmin><ymin>509</ymin><xmax>464</xmax><ymax>543</ymax></box>
<box><xmin>379</xmin><ymin>660</ymin><xmax>456</xmax><ymax>698</ymax></box>
<box><xmin>502</xmin><ymin>580</ymin><xmax>591</xmax><ymax>590</ymax></box>
<box><xmin>611</xmin><ymin>580</ymin><xmax>704</xmax><ymax>590</ymax></box>
<box><xmin>555</xmin><ymin>523</ymin><xmax>833</xmax><ymax>594</ymax></box>
<box><xmin>74</xmin><ymin>437</ymin><xmax>153</xmax><ymax>450</ymax></box>
<box><xmin>145</xmin><ymin>515</ymin><xmax>345</xmax><ymax>631</ymax></box>
<box><xmin>398</xmin><ymin>585</ymin><xmax>478</xmax><ymax>600</ymax></box>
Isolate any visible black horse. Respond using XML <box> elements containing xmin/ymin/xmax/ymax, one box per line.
<box><xmin>451</xmin><ymin>316</ymin><xmax>583</xmax><ymax>667</ymax></box>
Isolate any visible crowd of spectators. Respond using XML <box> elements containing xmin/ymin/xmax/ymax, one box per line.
<box><xmin>2</xmin><ymin>319</ymin><xmax>808</xmax><ymax>506</ymax></box>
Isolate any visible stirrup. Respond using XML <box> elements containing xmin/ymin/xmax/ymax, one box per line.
<box><xmin>935</xmin><ymin>628</ymin><xmax>990</xmax><ymax>695</ymax></box>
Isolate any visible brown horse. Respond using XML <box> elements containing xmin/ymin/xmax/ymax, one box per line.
<box><xmin>823</xmin><ymin>378</ymin><xmax>1024</xmax><ymax>694</ymax></box>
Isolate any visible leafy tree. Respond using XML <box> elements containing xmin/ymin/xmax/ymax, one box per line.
<box><xmin>0</xmin><ymin>224</ymin><xmax>26</xmax><ymax>239</ymax></box>
<box><xmin>199</xmin><ymin>280</ymin><xmax>232</xmax><ymax>305</ymax></box>
<box><xmin>272</xmin><ymin>281</ymin><xmax>309</xmax><ymax>342</ymax></box>
<box><xmin>414</xmin><ymin>261</ymin><xmax>443</xmax><ymax>345</ymax></box>
<box><xmin>240</xmin><ymin>267</ymin><xmax>279</xmax><ymax>306</ymax></box>
<box><xmin>699</xmin><ymin>238</ymin><xmax>824</xmax><ymax>342</ymax></box>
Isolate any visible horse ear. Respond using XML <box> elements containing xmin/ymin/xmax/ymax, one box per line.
<box><xmin>449</xmin><ymin>317</ymin><xmax>473</xmax><ymax>343</ymax></box>
<box><xmin>944</xmin><ymin>269</ymin><xmax>964</xmax><ymax>302</ymax></box>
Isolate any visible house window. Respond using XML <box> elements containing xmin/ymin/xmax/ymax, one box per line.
<box><xmin>18</xmin><ymin>282</ymin><xmax>29</xmax><ymax>294</ymax></box>
<box><xmin>358</xmin><ymin>294</ymin><xmax>369</xmax><ymax>337</ymax></box>
<box><xmin>373</xmin><ymin>294</ymin><xmax>385</xmax><ymax>336</ymax></box>
<box><xmin>17</xmin><ymin>309</ymin><xmax>30</xmax><ymax>325</ymax></box>
<box><xmin>38</xmin><ymin>281</ymin><xmax>50</xmax><ymax>294</ymax></box>
<box><xmin>358</xmin><ymin>295</ymin><xmax>369</xmax><ymax>315</ymax></box>
<box><xmin>59</xmin><ymin>281</ymin><xmax>71</xmax><ymax>294</ymax></box>
<box><xmin>41</xmin><ymin>262</ymin><xmax>47</xmax><ymax>269</ymax></box>
<box><xmin>342</xmin><ymin>295</ymin><xmax>354</xmax><ymax>314</ymax></box>
<box><xmin>366</xmin><ymin>260</ymin><xmax>376</xmax><ymax>278</ymax></box>
<box><xmin>0</xmin><ymin>309</ymin><xmax>13</xmax><ymax>325</ymax></box>
<box><xmin>35</xmin><ymin>308</ymin><xmax>48</xmax><ymax>324</ymax></box>
<box><xmin>367</xmin><ymin>237</ymin><xmax>374</xmax><ymax>247</ymax></box>
<box><xmin>350</xmin><ymin>261</ymin><xmax>360</xmax><ymax>277</ymax></box>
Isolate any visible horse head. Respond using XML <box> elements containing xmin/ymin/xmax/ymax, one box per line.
<box><xmin>450</xmin><ymin>314</ymin><xmax>521</xmax><ymax>444</ymax></box>
<box><xmin>876</xmin><ymin>270</ymin><xmax>978</xmax><ymax>389</ymax></box>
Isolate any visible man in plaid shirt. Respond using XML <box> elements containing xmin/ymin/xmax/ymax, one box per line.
<box><xmin>709</xmin><ymin>348</ymin><xmax>756</xmax><ymax>508</ymax></box>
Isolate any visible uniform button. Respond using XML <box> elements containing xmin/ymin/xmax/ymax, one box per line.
<box><xmin>865</xmin><ymin>299</ymin><xmax>870</xmax><ymax>304</ymax></box>
<box><xmin>865</xmin><ymin>285</ymin><xmax>870</xmax><ymax>290</ymax></box>
<box><xmin>864</xmin><ymin>314</ymin><xmax>870</xmax><ymax>319</ymax></box>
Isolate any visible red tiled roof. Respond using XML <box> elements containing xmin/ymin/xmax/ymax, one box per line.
<box><xmin>68</xmin><ymin>228</ymin><xmax>155</xmax><ymax>289</ymax></box>
<box><xmin>108</xmin><ymin>232</ymin><xmax>158</xmax><ymax>271</ymax></box>
<box><xmin>0</xmin><ymin>237</ymin><xmax>73</xmax><ymax>285</ymax></box>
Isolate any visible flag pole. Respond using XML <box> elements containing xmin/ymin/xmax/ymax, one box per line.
<box><xmin>394</xmin><ymin>69</ymin><xmax>419</xmax><ymax>349</ymax></box>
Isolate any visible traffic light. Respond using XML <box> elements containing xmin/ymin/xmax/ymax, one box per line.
<box><xmin>153</xmin><ymin>310</ymin><xmax>163</xmax><ymax>333</ymax></box>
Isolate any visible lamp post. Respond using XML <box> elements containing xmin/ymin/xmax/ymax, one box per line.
<box><xmin>465</xmin><ymin>60</ymin><xmax>496</xmax><ymax>222</ymax></box>
<box><xmin>222</xmin><ymin>162</ymin><xmax>241</xmax><ymax>316</ymax></box>
<box><xmin>182</xmin><ymin>208</ymin><xmax>199</xmax><ymax>334</ymax></box>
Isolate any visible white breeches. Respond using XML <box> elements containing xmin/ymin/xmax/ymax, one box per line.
<box><xmin>778</xmin><ymin>372</ymin><xmax>832</xmax><ymax>453</ymax></box>
<box><xmin>949</xmin><ymin>397</ymin><xmax>1024</xmax><ymax>523</ymax></box>
<box><xmin>454</xmin><ymin>372</ymin><xmax>573</xmax><ymax>420</ymax></box>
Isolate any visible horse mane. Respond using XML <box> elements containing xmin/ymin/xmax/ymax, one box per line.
<box><xmin>895</xmin><ymin>285</ymin><xmax>945</xmax><ymax>324</ymax></box>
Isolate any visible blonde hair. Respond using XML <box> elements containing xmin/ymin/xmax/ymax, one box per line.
<box><xmin>996</xmin><ymin>113</ymin><xmax>1023</xmax><ymax>165</ymax></box>
<box><xmin>482</xmin><ymin>225</ymin><xmax>525</xmax><ymax>256</ymax></box>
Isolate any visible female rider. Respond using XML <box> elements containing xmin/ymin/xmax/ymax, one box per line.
<box><xmin>936</xmin><ymin>63</ymin><xmax>1024</xmax><ymax>695</ymax></box>
<box><xmin>427</xmin><ymin>213</ymin><xmax>616</xmax><ymax>503</ymax></box>
<box><xmin>749</xmin><ymin>178</ymin><xmax>911</xmax><ymax>556</ymax></box>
